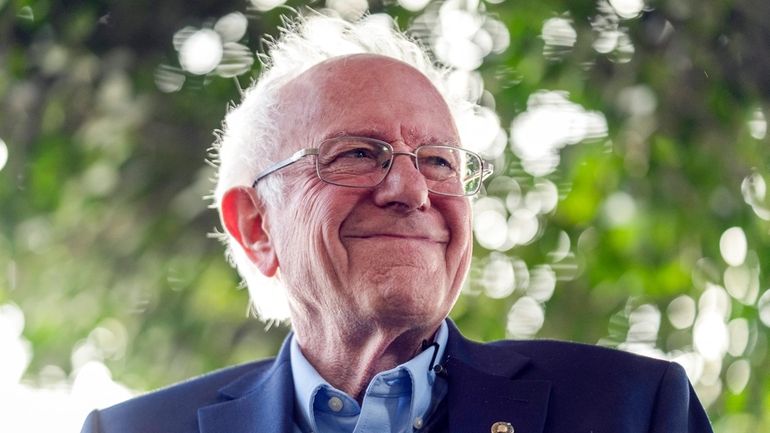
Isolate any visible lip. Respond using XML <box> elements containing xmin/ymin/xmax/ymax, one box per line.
<box><xmin>344</xmin><ymin>233</ymin><xmax>449</xmax><ymax>243</ymax></box>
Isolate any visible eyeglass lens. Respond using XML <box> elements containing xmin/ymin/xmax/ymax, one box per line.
<box><xmin>316</xmin><ymin>137</ymin><xmax>482</xmax><ymax>196</ymax></box>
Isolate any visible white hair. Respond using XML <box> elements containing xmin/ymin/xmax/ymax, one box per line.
<box><xmin>213</xmin><ymin>11</ymin><xmax>471</xmax><ymax>323</ymax></box>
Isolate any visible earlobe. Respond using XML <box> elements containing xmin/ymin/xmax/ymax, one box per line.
<box><xmin>220</xmin><ymin>187</ymin><xmax>279</xmax><ymax>277</ymax></box>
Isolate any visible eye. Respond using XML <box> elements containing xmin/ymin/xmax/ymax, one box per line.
<box><xmin>338</xmin><ymin>147</ymin><xmax>377</xmax><ymax>159</ymax></box>
<box><xmin>422</xmin><ymin>155</ymin><xmax>453</xmax><ymax>169</ymax></box>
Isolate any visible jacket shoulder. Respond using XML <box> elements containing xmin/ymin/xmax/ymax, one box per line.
<box><xmin>87</xmin><ymin>358</ymin><xmax>276</xmax><ymax>433</ymax></box>
<box><xmin>492</xmin><ymin>338</ymin><xmax>672</xmax><ymax>372</ymax></box>
<box><xmin>498</xmin><ymin>340</ymin><xmax>669</xmax><ymax>368</ymax></box>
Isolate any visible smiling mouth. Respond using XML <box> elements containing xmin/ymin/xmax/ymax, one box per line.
<box><xmin>345</xmin><ymin>234</ymin><xmax>448</xmax><ymax>243</ymax></box>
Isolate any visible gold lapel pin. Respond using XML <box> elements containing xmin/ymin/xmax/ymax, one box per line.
<box><xmin>491</xmin><ymin>421</ymin><xmax>514</xmax><ymax>433</ymax></box>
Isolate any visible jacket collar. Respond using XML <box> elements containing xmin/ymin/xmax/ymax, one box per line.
<box><xmin>197</xmin><ymin>320</ymin><xmax>552</xmax><ymax>433</ymax></box>
<box><xmin>444</xmin><ymin>320</ymin><xmax>551</xmax><ymax>433</ymax></box>
<box><xmin>197</xmin><ymin>335</ymin><xmax>295</xmax><ymax>433</ymax></box>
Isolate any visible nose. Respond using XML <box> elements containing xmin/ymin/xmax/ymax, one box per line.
<box><xmin>372</xmin><ymin>152</ymin><xmax>430</xmax><ymax>211</ymax></box>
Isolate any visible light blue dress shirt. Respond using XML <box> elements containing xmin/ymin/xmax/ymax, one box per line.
<box><xmin>290</xmin><ymin>321</ymin><xmax>449</xmax><ymax>433</ymax></box>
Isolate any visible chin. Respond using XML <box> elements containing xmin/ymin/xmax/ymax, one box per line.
<box><xmin>360</xmin><ymin>284</ymin><xmax>449</xmax><ymax>326</ymax></box>
<box><xmin>367</xmin><ymin>305</ymin><xmax>444</xmax><ymax>330</ymax></box>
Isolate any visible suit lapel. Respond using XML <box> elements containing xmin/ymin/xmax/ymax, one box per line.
<box><xmin>444</xmin><ymin>321</ymin><xmax>551</xmax><ymax>433</ymax></box>
<box><xmin>198</xmin><ymin>336</ymin><xmax>295</xmax><ymax>433</ymax></box>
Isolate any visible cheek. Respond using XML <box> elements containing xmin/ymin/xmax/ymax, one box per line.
<box><xmin>442</xmin><ymin>200</ymin><xmax>473</xmax><ymax>284</ymax></box>
<box><xmin>444</xmin><ymin>201</ymin><xmax>472</xmax><ymax>254</ymax></box>
<box><xmin>275</xmin><ymin>183</ymin><xmax>352</xmax><ymax>284</ymax></box>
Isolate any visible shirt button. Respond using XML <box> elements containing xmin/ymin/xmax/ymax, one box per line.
<box><xmin>413</xmin><ymin>416</ymin><xmax>424</xmax><ymax>429</ymax></box>
<box><xmin>328</xmin><ymin>396</ymin><xmax>343</xmax><ymax>412</ymax></box>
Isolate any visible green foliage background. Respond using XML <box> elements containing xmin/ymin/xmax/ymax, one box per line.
<box><xmin>1</xmin><ymin>0</ymin><xmax>769</xmax><ymax>431</ymax></box>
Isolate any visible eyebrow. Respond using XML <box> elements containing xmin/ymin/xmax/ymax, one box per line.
<box><xmin>324</xmin><ymin>129</ymin><xmax>459</xmax><ymax>147</ymax></box>
<box><xmin>401</xmin><ymin>126</ymin><xmax>460</xmax><ymax>146</ymax></box>
<box><xmin>326</xmin><ymin>128</ymin><xmax>390</xmax><ymax>142</ymax></box>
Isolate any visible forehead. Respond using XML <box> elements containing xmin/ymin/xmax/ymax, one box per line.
<box><xmin>275</xmin><ymin>54</ymin><xmax>459</xmax><ymax>148</ymax></box>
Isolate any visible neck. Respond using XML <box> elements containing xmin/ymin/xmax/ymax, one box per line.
<box><xmin>291</xmin><ymin>316</ymin><xmax>442</xmax><ymax>401</ymax></box>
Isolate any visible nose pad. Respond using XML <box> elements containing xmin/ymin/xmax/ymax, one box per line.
<box><xmin>380</xmin><ymin>152</ymin><xmax>417</xmax><ymax>170</ymax></box>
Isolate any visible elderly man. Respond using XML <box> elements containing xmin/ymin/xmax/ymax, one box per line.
<box><xmin>81</xmin><ymin>14</ymin><xmax>713</xmax><ymax>433</ymax></box>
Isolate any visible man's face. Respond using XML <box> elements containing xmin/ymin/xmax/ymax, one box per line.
<box><xmin>267</xmin><ymin>54</ymin><xmax>472</xmax><ymax>330</ymax></box>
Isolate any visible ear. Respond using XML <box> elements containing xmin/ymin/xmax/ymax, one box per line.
<box><xmin>220</xmin><ymin>186</ymin><xmax>279</xmax><ymax>277</ymax></box>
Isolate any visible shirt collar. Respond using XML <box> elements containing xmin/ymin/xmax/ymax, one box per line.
<box><xmin>290</xmin><ymin>321</ymin><xmax>449</xmax><ymax>432</ymax></box>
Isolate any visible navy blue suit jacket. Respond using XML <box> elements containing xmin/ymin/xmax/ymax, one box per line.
<box><xmin>80</xmin><ymin>321</ymin><xmax>713</xmax><ymax>433</ymax></box>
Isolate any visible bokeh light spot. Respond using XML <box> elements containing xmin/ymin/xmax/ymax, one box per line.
<box><xmin>0</xmin><ymin>304</ymin><xmax>30</xmax><ymax>386</ymax></box>
<box><xmin>506</xmin><ymin>296</ymin><xmax>545</xmax><ymax>338</ymax></box>
<box><xmin>457</xmin><ymin>106</ymin><xmax>503</xmax><ymax>158</ymax></box>
<box><xmin>724</xmin><ymin>262</ymin><xmax>759</xmax><ymax>305</ymax></box>
<box><xmin>741</xmin><ymin>173</ymin><xmax>766</xmax><ymax>203</ymax></box>
<box><xmin>525</xmin><ymin>180</ymin><xmax>559</xmax><ymax>215</ymax></box>
<box><xmin>434</xmin><ymin>35</ymin><xmax>484</xmax><ymax>71</ymax></box>
<box><xmin>215</xmin><ymin>42</ymin><xmax>255</xmax><ymax>78</ymax></box>
<box><xmin>667</xmin><ymin>295</ymin><xmax>696</xmax><ymax>330</ymax></box>
<box><xmin>593</xmin><ymin>29</ymin><xmax>621</xmax><ymax>54</ymax></box>
<box><xmin>725</xmin><ymin>359</ymin><xmax>750</xmax><ymax>394</ymax></box>
<box><xmin>482</xmin><ymin>254</ymin><xmax>515</xmax><ymax>299</ymax></box>
<box><xmin>327</xmin><ymin>0</ymin><xmax>369</xmax><ymax>21</ymax></box>
<box><xmin>179</xmin><ymin>29</ymin><xmax>223</xmax><ymax>75</ymax></box>
<box><xmin>693</xmin><ymin>311</ymin><xmax>729</xmax><ymax>361</ymax></box>
<box><xmin>603</xmin><ymin>191</ymin><xmax>636</xmax><ymax>226</ymax></box>
<box><xmin>473</xmin><ymin>198</ymin><xmax>508</xmax><ymax>250</ymax></box>
<box><xmin>719</xmin><ymin>226</ymin><xmax>747</xmax><ymax>266</ymax></box>
<box><xmin>508</xmin><ymin>209</ymin><xmax>540</xmax><ymax>246</ymax></box>
<box><xmin>154</xmin><ymin>64</ymin><xmax>186</xmax><ymax>93</ymax></box>
<box><xmin>609</xmin><ymin>0</ymin><xmax>645</xmax><ymax>19</ymax></box>
<box><xmin>512</xmin><ymin>259</ymin><xmax>530</xmax><ymax>291</ymax></box>
<box><xmin>542</xmin><ymin>17</ymin><xmax>576</xmax><ymax>47</ymax></box>
<box><xmin>727</xmin><ymin>318</ymin><xmax>749</xmax><ymax>357</ymax></box>
<box><xmin>591</xmin><ymin>2</ymin><xmax>636</xmax><ymax>62</ymax></box>
<box><xmin>484</xmin><ymin>18</ymin><xmax>510</xmax><ymax>54</ymax></box>
<box><xmin>699</xmin><ymin>284</ymin><xmax>731</xmax><ymax>320</ymax></box>
<box><xmin>249</xmin><ymin>0</ymin><xmax>287</xmax><ymax>12</ymax></box>
<box><xmin>549</xmin><ymin>231</ymin><xmax>571</xmax><ymax>263</ymax></box>
<box><xmin>527</xmin><ymin>265</ymin><xmax>556</xmax><ymax>302</ymax></box>
<box><xmin>627</xmin><ymin>304</ymin><xmax>661</xmax><ymax>343</ymax></box>
<box><xmin>71</xmin><ymin>360</ymin><xmax>134</xmax><ymax>410</ymax></box>
<box><xmin>758</xmin><ymin>289</ymin><xmax>770</xmax><ymax>327</ymax></box>
<box><xmin>398</xmin><ymin>0</ymin><xmax>431</xmax><ymax>12</ymax></box>
<box><xmin>172</xmin><ymin>26</ymin><xmax>198</xmax><ymax>51</ymax></box>
<box><xmin>429</xmin><ymin>1</ymin><xmax>487</xmax><ymax>71</ymax></box>
<box><xmin>541</xmin><ymin>17</ymin><xmax>577</xmax><ymax>59</ymax></box>
<box><xmin>214</xmin><ymin>12</ymin><xmax>248</xmax><ymax>43</ymax></box>
<box><xmin>446</xmin><ymin>69</ymin><xmax>484</xmax><ymax>103</ymax></box>
<box><xmin>0</xmin><ymin>137</ymin><xmax>8</xmax><ymax>172</ymax></box>
<box><xmin>510</xmin><ymin>91</ymin><xmax>608</xmax><ymax>176</ymax></box>
<box><xmin>439</xmin><ymin>3</ymin><xmax>482</xmax><ymax>39</ymax></box>
<box><xmin>748</xmin><ymin>108</ymin><xmax>767</xmax><ymax>140</ymax></box>
<box><xmin>616</xmin><ymin>85</ymin><xmax>657</xmax><ymax>116</ymax></box>
<box><xmin>741</xmin><ymin>172</ymin><xmax>770</xmax><ymax>221</ymax></box>
<box><xmin>81</xmin><ymin>162</ymin><xmax>118</xmax><ymax>197</ymax></box>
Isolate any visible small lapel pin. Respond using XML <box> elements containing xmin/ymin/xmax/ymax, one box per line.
<box><xmin>490</xmin><ymin>421</ymin><xmax>514</xmax><ymax>433</ymax></box>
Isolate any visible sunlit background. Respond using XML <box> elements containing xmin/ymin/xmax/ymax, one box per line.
<box><xmin>1</xmin><ymin>0</ymin><xmax>769</xmax><ymax>432</ymax></box>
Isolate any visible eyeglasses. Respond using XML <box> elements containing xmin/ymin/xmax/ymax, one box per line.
<box><xmin>252</xmin><ymin>136</ymin><xmax>493</xmax><ymax>197</ymax></box>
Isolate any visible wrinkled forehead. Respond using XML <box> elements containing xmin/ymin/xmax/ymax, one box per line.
<box><xmin>273</xmin><ymin>54</ymin><xmax>458</xmax><ymax>149</ymax></box>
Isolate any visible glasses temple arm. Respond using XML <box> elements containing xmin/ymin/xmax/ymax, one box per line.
<box><xmin>251</xmin><ymin>148</ymin><xmax>319</xmax><ymax>187</ymax></box>
<box><xmin>464</xmin><ymin>161</ymin><xmax>494</xmax><ymax>183</ymax></box>
<box><xmin>482</xmin><ymin>162</ymin><xmax>494</xmax><ymax>179</ymax></box>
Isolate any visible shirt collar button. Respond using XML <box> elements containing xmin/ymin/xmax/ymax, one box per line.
<box><xmin>327</xmin><ymin>396</ymin><xmax>344</xmax><ymax>412</ymax></box>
